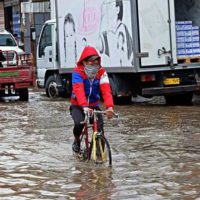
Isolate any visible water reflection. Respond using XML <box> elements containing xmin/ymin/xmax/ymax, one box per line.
<box><xmin>0</xmin><ymin>92</ymin><xmax>200</xmax><ymax>199</ymax></box>
<box><xmin>66</xmin><ymin>164</ymin><xmax>115</xmax><ymax>199</ymax></box>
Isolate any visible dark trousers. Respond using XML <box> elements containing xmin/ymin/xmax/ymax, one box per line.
<box><xmin>70</xmin><ymin>105</ymin><xmax>104</xmax><ymax>140</ymax></box>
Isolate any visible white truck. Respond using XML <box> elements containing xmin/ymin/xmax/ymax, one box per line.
<box><xmin>0</xmin><ymin>30</ymin><xmax>24</xmax><ymax>66</ymax></box>
<box><xmin>36</xmin><ymin>0</ymin><xmax>200</xmax><ymax>104</ymax></box>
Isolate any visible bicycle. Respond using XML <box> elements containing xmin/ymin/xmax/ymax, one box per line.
<box><xmin>75</xmin><ymin>109</ymin><xmax>118</xmax><ymax>167</ymax></box>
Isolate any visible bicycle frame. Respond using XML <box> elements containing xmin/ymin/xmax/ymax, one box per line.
<box><xmin>79</xmin><ymin>110</ymin><xmax>104</xmax><ymax>161</ymax></box>
<box><xmin>78</xmin><ymin>109</ymin><xmax>117</xmax><ymax>166</ymax></box>
<box><xmin>92</xmin><ymin>113</ymin><xmax>98</xmax><ymax>161</ymax></box>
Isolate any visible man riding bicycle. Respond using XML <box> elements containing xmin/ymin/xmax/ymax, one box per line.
<box><xmin>70</xmin><ymin>46</ymin><xmax>114</xmax><ymax>153</ymax></box>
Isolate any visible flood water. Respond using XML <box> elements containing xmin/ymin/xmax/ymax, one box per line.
<box><xmin>0</xmin><ymin>91</ymin><xmax>200</xmax><ymax>200</ymax></box>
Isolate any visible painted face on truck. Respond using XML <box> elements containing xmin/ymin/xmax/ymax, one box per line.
<box><xmin>64</xmin><ymin>13</ymin><xmax>77</xmax><ymax>67</ymax></box>
<box><xmin>106</xmin><ymin>0</ymin><xmax>123</xmax><ymax>32</ymax></box>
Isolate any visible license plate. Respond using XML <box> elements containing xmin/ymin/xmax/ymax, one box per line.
<box><xmin>163</xmin><ymin>78</ymin><xmax>180</xmax><ymax>85</ymax></box>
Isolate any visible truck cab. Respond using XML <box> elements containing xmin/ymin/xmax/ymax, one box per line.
<box><xmin>0</xmin><ymin>29</ymin><xmax>24</xmax><ymax>66</ymax></box>
<box><xmin>36</xmin><ymin>19</ymin><xmax>71</xmax><ymax>98</ymax></box>
<box><xmin>36</xmin><ymin>20</ymin><xmax>57</xmax><ymax>87</ymax></box>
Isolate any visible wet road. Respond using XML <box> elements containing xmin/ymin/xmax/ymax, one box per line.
<box><xmin>0</xmin><ymin>91</ymin><xmax>200</xmax><ymax>200</ymax></box>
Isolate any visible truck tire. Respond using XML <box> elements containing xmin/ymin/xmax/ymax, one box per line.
<box><xmin>19</xmin><ymin>88</ymin><xmax>29</xmax><ymax>101</ymax></box>
<box><xmin>165</xmin><ymin>92</ymin><xmax>193</xmax><ymax>105</ymax></box>
<box><xmin>45</xmin><ymin>75</ymin><xmax>59</xmax><ymax>98</ymax></box>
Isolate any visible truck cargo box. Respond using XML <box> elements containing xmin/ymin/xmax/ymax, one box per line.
<box><xmin>55</xmin><ymin>0</ymin><xmax>178</xmax><ymax>72</ymax></box>
<box><xmin>36</xmin><ymin>0</ymin><xmax>200</xmax><ymax>104</ymax></box>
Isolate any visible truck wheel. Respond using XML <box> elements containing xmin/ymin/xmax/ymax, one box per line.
<box><xmin>45</xmin><ymin>75</ymin><xmax>59</xmax><ymax>98</ymax></box>
<box><xmin>165</xmin><ymin>92</ymin><xmax>193</xmax><ymax>105</ymax></box>
<box><xmin>19</xmin><ymin>88</ymin><xmax>29</xmax><ymax>101</ymax></box>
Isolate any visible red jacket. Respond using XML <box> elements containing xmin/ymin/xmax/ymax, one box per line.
<box><xmin>70</xmin><ymin>46</ymin><xmax>114</xmax><ymax>108</ymax></box>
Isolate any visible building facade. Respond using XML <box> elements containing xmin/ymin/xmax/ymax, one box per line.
<box><xmin>0</xmin><ymin>0</ymin><xmax>50</xmax><ymax>54</ymax></box>
<box><xmin>0</xmin><ymin>1</ymin><xmax>5</xmax><ymax>29</ymax></box>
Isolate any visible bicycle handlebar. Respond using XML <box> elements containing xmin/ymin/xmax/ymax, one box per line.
<box><xmin>80</xmin><ymin>109</ymin><xmax>119</xmax><ymax>124</ymax></box>
<box><xmin>93</xmin><ymin>110</ymin><xmax>119</xmax><ymax>118</ymax></box>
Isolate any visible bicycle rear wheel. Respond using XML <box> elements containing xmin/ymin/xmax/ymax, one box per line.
<box><xmin>90</xmin><ymin>134</ymin><xmax>112</xmax><ymax>167</ymax></box>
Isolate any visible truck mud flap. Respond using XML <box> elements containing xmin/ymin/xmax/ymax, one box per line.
<box><xmin>142</xmin><ymin>85</ymin><xmax>200</xmax><ymax>96</ymax></box>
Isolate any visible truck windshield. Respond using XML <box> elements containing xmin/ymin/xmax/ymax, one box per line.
<box><xmin>0</xmin><ymin>34</ymin><xmax>17</xmax><ymax>47</ymax></box>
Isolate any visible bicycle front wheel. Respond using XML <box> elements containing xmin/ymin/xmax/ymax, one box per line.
<box><xmin>90</xmin><ymin>134</ymin><xmax>112</xmax><ymax>167</ymax></box>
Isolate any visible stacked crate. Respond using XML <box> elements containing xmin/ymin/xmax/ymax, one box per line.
<box><xmin>176</xmin><ymin>21</ymin><xmax>200</xmax><ymax>61</ymax></box>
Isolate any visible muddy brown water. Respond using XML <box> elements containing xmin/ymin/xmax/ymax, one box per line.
<box><xmin>0</xmin><ymin>91</ymin><xmax>200</xmax><ymax>199</ymax></box>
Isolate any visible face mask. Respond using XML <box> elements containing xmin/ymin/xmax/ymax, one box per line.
<box><xmin>84</xmin><ymin>64</ymin><xmax>99</xmax><ymax>79</ymax></box>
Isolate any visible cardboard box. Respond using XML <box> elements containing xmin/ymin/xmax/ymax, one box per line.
<box><xmin>192</xmin><ymin>36</ymin><xmax>200</xmax><ymax>42</ymax></box>
<box><xmin>192</xmin><ymin>42</ymin><xmax>200</xmax><ymax>48</ymax></box>
<box><xmin>193</xmin><ymin>48</ymin><xmax>200</xmax><ymax>54</ymax></box>
<box><xmin>185</xmin><ymin>36</ymin><xmax>192</xmax><ymax>42</ymax></box>
<box><xmin>176</xmin><ymin>37</ymin><xmax>185</xmax><ymax>43</ymax></box>
<box><xmin>176</xmin><ymin>30</ymin><xmax>185</xmax><ymax>37</ymax></box>
<box><xmin>177</xmin><ymin>42</ymin><xmax>185</xmax><ymax>48</ymax></box>
<box><xmin>177</xmin><ymin>48</ymin><xmax>186</xmax><ymax>55</ymax></box>
<box><xmin>192</xmin><ymin>26</ymin><xmax>199</xmax><ymax>36</ymax></box>
<box><xmin>185</xmin><ymin>43</ymin><xmax>193</xmax><ymax>48</ymax></box>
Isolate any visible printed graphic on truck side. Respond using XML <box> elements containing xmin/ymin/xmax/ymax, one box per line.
<box><xmin>57</xmin><ymin>0</ymin><xmax>133</xmax><ymax>68</ymax></box>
